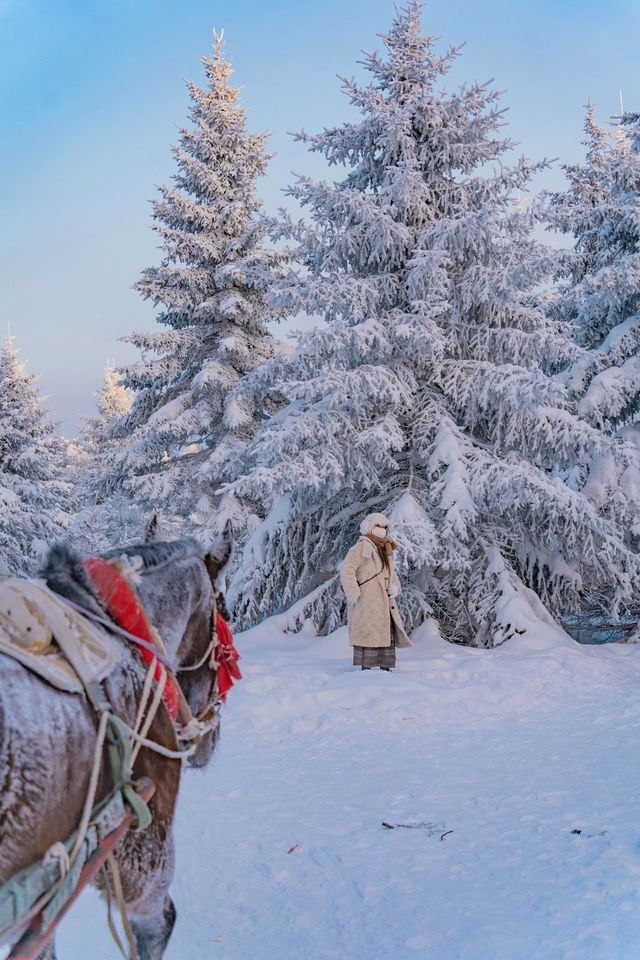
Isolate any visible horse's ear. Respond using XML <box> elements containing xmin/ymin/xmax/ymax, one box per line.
<box><xmin>204</xmin><ymin>520</ymin><xmax>233</xmax><ymax>584</ymax></box>
<box><xmin>145</xmin><ymin>514</ymin><xmax>159</xmax><ymax>542</ymax></box>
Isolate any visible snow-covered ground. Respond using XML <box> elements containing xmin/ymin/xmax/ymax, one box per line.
<box><xmin>53</xmin><ymin>618</ymin><xmax>640</xmax><ymax>959</ymax></box>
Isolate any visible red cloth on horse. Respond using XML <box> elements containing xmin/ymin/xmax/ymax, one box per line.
<box><xmin>215</xmin><ymin>615</ymin><xmax>242</xmax><ymax>702</ymax></box>
<box><xmin>83</xmin><ymin>556</ymin><xmax>180</xmax><ymax>722</ymax></box>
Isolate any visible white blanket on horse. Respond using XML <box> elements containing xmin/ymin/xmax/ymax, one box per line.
<box><xmin>0</xmin><ymin>577</ymin><xmax>121</xmax><ymax>693</ymax></box>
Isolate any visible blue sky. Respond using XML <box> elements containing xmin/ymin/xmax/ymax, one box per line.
<box><xmin>1</xmin><ymin>0</ymin><xmax>638</xmax><ymax>432</ymax></box>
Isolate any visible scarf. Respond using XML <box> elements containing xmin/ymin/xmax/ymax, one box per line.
<box><xmin>365</xmin><ymin>533</ymin><xmax>396</xmax><ymax>570</ymax></box>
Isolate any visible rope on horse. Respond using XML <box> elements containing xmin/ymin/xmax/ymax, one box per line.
<box><xmin>54</xmin><ymin>593</ymin><xmax>173</xmax><ymax>671</ymax></box>
<box><xmin>0</xmin><ymin>658</ymin><xmax>193</xmax><ymax>950</ymax></box>
<box><xmin>104</xmin><ymin>853</ymin><xmax>139</xmax><ymax>960</ymax></box>
<box><xmin>70</xmin><ymin>710</ymin><xmax>111</xmax><ymax>866</ymax></box>
<box><xmin>130</xmin><ymin>656</ymin><xmax>168</xmax><ymax>767</ymax></box>
<box><xmin>179</xmin><ymin>636</ymin><xmax>217</xmax><ymax>672</ymax></box>
<box><xmin>0</xmin><ymin>709</ymin><xmax>111</xmax><ymax>944</ymax></box>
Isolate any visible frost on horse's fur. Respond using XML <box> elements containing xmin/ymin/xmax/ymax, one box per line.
<box><xmin>0</xmin><ymin>536</ymin><xmax>231</xmax><ymax>959</ymax></box>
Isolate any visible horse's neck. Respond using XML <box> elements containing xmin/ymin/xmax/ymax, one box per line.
<box><xmin>136</xmin><ymin>557</ymin><xmax>211</xmax><ymax>666</ymax></box>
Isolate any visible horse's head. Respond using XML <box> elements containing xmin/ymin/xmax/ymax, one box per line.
<box><xmin>177</xmin><ymin>524</ymin><xmax>235</xmax><ymax>768</ymax></box>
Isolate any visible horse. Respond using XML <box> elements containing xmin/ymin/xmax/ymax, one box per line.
<box><xmin>0</xmin><ymin>525</ymin><xmax>233</xmax><ymax>960</ymax></box>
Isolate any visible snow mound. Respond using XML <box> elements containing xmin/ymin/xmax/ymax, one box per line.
<box><xmin>230</xmin><ymin>613</ymin><xmax>634</xmax><ymax>738</ymax></box>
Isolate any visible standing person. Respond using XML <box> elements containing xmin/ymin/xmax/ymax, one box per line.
<box><xmin>340</xmin><ymin>513</ymin><xmax>412</xmax><ymax>671</ymax></box>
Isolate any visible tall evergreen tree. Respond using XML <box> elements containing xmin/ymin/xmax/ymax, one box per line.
<box><xmin>70</xmin><ymin>365</ymin><xmax>143</xmax><ymax>551</ymax></box>
<box><xmin>228</xmin><ymin>3</ymin><xmax>638</xmax><ymax>644</ymax></box>
<box><xmin>544</xmin><ymin>106</ymin><xmax>640</xmax><ymax>545</ymax></box>
<box><xmin>546</xmin><ymin>106</ymin><xmax>640</xmax><ymax>430</ymax></box>
<box><xmin>0</xmin><ymin>335</ymin><xmax>70</xmax><ymax>574</ymax></box>
<box><xmin>114</xmin><ymin>30</ymin><xmax>285</xmax><ymax>539</ymax></box>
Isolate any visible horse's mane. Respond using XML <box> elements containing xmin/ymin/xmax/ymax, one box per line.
<box><xmin>40</xmin><ymin>538</ymin><xmax>203</xmax><ymax>612</ymax></box>
<box><xmin>102</xmin><ymin>538</ymin><xmax>202</xmax><ymax>571</ymax></box>
<box><xmin>41</xmin><ymin>543</ymin><xmax>106</xmax><ymax>614</ymax></box>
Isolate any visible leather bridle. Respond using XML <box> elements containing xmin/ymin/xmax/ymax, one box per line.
<box><xmin>174</xmin><ymin>592</ymin><xmax>222</xmax><ymax>747</ymax></box>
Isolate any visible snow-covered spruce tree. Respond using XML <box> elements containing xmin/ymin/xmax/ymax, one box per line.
<box><xmin>115</xmin><ymin>30</ymin><xmax>285</xmax><ymax>540</ymax></box>
<box><xmin>69</xmin><ymin>365</ymin><xmax>144</xmax><ymax>552</ymax></box>
<box><xmin>546</xmin><ymin>105</ymin><xmax>640</xmax><ymax>414</ymax></box>
<box><xmin>0</xmin><ymin>335</ymin><xmax>71</xmax><ymax>574</ymax></box>
<box><xmin>228</xmin><ymin>2</ymin><xmax>639</xmax><ymax>645</ymax></box>
<box><xmin>544</xmin><ymin>106</ymin><xmax>640</xmax><ymax>548</ymax></box>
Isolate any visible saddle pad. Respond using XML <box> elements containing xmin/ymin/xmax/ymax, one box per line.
<box><xmin>0</xmin><ymin>578</ymin><xmax>121</xmax><ymax>694</ymax></box>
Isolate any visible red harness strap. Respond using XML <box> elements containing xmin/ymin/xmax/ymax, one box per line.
<box><xmin>83</xmin><ymin>556</ymin><xmax>180</xmax><ymax>722</ymax></box>
<box><xmin>214</xmin><ymin>616</ymin><xmax>242</xmax><ymax>702</ymax></box>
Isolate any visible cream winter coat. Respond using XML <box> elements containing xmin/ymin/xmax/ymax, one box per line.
<box><xmin>340</xmin><ymin>537</ymin><xmax>412</xmax><ymax>649</ymax></box>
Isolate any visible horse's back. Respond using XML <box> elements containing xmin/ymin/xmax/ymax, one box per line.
<box><xmin>0</xmin><ymin>654</ymin><xmax>97</xmax><ymax>883</ymax></box>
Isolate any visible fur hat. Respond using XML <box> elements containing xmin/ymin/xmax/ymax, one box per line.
<box><xmin>359</xmin><ymin>512</ymin><xmax>392</xmax><ymax>536</ymax></box>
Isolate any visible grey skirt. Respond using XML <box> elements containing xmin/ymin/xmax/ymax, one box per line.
<box><xmin>353</xmin><ymin>622</ymin><xmax>397</xmax><ymax>669</ymax></box>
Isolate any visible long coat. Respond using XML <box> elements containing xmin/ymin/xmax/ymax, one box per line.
<box><xmin>340</xmin><ymin>537</ymin><xmax>412</xmax><ymax>649</ymax></box>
